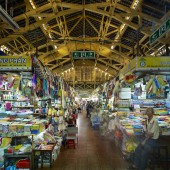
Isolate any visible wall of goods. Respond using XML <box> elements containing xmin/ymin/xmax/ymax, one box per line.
<box><xmin>90</xmin><ymin>56</ymin><xmax>170</xmax><ymax>156</ymax></box>
<box><xmin>0</xmin><ymin>55</ymin><xmax>78</xmax><ymax>169</ymax></box>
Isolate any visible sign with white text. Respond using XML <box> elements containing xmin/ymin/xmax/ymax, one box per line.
<box><xmin>72</xmin><ymin>51</ymin><xmax>95</xmax><ymax>59</ymax></box>
<box><xmin>150</xmin><ymin>18</ymin><xmax>170</xmax><ymax>44</ymax></box>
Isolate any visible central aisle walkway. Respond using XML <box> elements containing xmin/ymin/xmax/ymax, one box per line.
<box><xmin>45</xmin><ymin>111</ymin><xmax>128</xmax><ymax>170</ymax></box>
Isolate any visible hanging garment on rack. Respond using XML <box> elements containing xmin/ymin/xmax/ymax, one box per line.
<box><xmin>32</xmin><ymin>73</ymin><xmax>37</xmax><ymax>90</ymax></box>
<box><xmin>43</xmin><ymin>79</ymin><xmax>48</xmax><ymax>96</ymax></box>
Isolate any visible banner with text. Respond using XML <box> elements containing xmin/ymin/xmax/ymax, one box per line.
<box><xmin>137</xmin><ymin>57</ymin><xmax>170</xmax><ymax>69</ymax></box>
<box><xmin>0</xmin><ymin>55</ymin><xmax>32</xmax><ymax>70</ymax></box>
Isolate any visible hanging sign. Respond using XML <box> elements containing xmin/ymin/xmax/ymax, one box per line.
<box><xmin>150</xmin><ymin>18</ymin><xmax>170</xmax><ymax>44</ymax></box>
<box><xmin>137</xmin><ymin>57</ymin><xmax>170</xmax><ymax>69</ymax></box>
<box><xmin>72</xmin><ymin>51</ymin><xmax>95</xmax><ymax>59</ymax></box>
<box><xmin>0</xmin><ymin>55</ymin><xmax>32</xmax><ymax>71</ymax></box>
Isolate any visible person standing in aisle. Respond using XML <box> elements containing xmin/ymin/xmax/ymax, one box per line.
<box><xmin>78</xmin><ymin>104</ymin><xmax>82</xmax><ymax>113</ymax></box>
<box><xmin>86</xmin><ymin>101</ymin><xmax>90</xmax><ymax>117</ymax></box>
<box><xmin>129</xmin><ymin>107</ymin><xmax>159</xmax><ymax>170</ymax></box>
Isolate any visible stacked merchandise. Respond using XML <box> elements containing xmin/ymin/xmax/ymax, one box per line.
<box><xmin>0</xmin><ymin>56</ymin><xmax>77</xmax><ymax>169</ymax></box>
<box><xmin>33</xmin><ymin>123</ymin><xmax>63</xmax><ymax>168</ymax></box>
<box><xmin>109</xmin><ymin>111</ymin><xmax>144</xmax><ymax>155</ymax></box>
<box><xmin>0</xmin><ymin>118</ymin><xmax>47</xmax><ymax>137</ymax></box>
<box><xmin>0</xmin><ymin>57</ymin><xmax>34</xmax><ymax>169</ymax></box>
<box><xmin>131</xmin><ymin>98</ymin><xmax>170</xmax><ymax>136</ymax></box>
<box><xmin>90</xmin><ymin>57</ymin><xmax>170</xmax><ymax>158</ymax></box>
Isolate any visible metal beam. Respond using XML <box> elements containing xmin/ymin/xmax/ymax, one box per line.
<box><xmin>0</xmin><ymin>9</ymin><xmax>81</xmax><ymax>46</ymax></box>
<box><xmin>86</xmin><ymin>15</ymin><xmax>118</xmax><ymax>29</ymax></box>
<box><xmin>38</xmin><ymin>41</ymin><xmax>128</xmax><ymax>64</ymax></box>
<box><xmin>97</xmin><ymin>58</ymin><xmax>119</xmax><ymax>71</ymax></box>
<box><xmin>85</xmin><ymin>18</ymin><xmax>99</xmax><ymax>34</ymax></box>
<box><xmin>50</xmin><ymin>58</ymin><xmax>70</xmax><ymax>70</ymax></box>
<box><xmin>85</xmin><ymin>7</ymin><xmax>150</xmax><ymax>36</ymax></box>
<box><xmin>69</xmin><ymin>17</ymin><xmax>83</xmax><ymax>34</ymax></box>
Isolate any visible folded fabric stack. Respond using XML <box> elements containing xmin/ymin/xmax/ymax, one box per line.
<box><xmin>6</xmin><ymin>111</ymin><xmax>17</xmax><ymax>116</ymax></box>
<box><xmin>16</xmin><ymin>110</ymin><xmax>34</xmax><ymax>117</ymax></box>
<box><xmin>155</xmin><ymin>109</ymin><xmax>168</xmax><ymax>115</ymax></box>
<box><xmin>132</xmin><ymin>125</ymin><xmax>143</xmax><ymax>135</ymax></box>
<box><xmin>0</xmin><ymin>111</ymin><xmax>7</xmax><ymax>117</ymax></box>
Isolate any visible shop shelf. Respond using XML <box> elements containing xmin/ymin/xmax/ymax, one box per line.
<box><xmin>3</xmin><ymin>99</ymin><xmax>30</xmax><ymax>102</ymax></box>
<box><xmin>12</xmin><ymin>106</ymin><xmax>34</xmax><ymax>108</ymax></box>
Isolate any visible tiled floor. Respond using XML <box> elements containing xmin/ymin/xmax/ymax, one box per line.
<box><xmin>43</xmin><ymin>111</ymin><xmax>128</xmax><ymax>170</ymax></box>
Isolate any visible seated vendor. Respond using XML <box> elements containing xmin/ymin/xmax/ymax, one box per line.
<box><xmin>128</xmin><ymin>107</ymin><xmax>159</xmax><ymax>170</ymax></box>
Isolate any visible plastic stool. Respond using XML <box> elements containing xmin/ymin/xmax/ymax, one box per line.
<box><xmin>67</xmin><ymin>139</ymin><xmax>76</xmax><ymax>149</ymax></box>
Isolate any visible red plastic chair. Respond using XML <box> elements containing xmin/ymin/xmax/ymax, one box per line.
<box><xmin>67</xmin><ymin>139</ymin><xmax>76</xmax><ymax>149</ymax></box>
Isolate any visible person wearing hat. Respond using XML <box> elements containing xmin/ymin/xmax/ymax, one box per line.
<box><xmin>129</xmin><ymin>107</ymin><xmax>159</xmax><ymax>170</ymax></box>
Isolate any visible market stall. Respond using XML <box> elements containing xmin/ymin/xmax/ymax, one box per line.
<box><xmin>0</xmin><ymin>55</ymin><xmax>78</xmax><ymax>169</ymax></box>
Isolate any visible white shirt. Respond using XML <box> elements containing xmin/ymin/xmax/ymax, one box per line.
<box><xmin>147</xmin><ymin>117</ymin><xmax>159</xmax><ymax>139</ymax></box>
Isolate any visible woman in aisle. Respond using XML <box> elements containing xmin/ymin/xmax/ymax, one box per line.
<box><xmin>129</xmin><ymin>107</ymin><xmax>159</xmax><ymax>170</ymax></box>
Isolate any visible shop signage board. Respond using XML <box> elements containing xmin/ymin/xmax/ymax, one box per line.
<box><xmin>137</xmin><ymin>57</ymin><xmax>170</xmax><ymax>70</ymax></box>
<box><xmin>72</xmin><ymin>51</ymin><xmax>95</xmax><ymax>59</ymax></box>
<box><xmin>120</xmin><ymin>56</ymin><xmax>170</xmax><ymax>79</ymax></box>
<box><xmin>150</xmin><ymin>18</ymin><xmax>170</xmax><ymax>44</ymax></box>
<box><xmin>0</xmin><ymin>55</ymin><xmax>32</xmax><ymax>70</ymax></box>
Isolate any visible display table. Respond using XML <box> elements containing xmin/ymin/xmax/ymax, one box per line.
<box><xmin>4</xmin><ymin>152</ymin><xmax>32</xmax><ymax>170</ymax></box>
<box><xmin>33</xmin><ymin>143</ymin><xmax>56</xmax><ymax>168</ymax></box>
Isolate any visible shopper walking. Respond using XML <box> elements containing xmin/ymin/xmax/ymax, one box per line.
<box><xmin>86</xmin><ymin>101</ymin><xmax>90</xmax><ymax>117</ymax></box>
<box><xmin>129</xmin><ymin>107</ymin><xmax>159</xmax><ymax>170</ymax></box>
